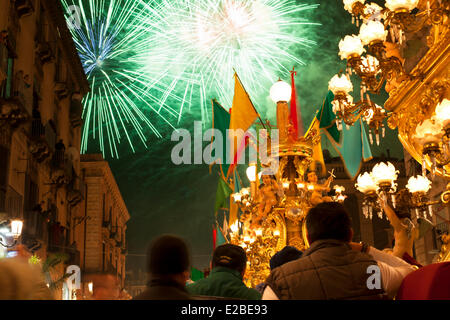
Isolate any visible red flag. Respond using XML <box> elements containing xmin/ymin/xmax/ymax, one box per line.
<box><xmin>290</xmin><ymin>68</ymin><xmax>303</xmax><ymax>139</ymax></box>
<box><xmin>212</xmin><ymin>226</ymin><xmax>217</xmax><ymax>250</ymax></box>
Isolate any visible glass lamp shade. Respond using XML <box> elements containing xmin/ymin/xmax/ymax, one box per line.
<box><xmin>371</xmin><ymin>162</ymin><xmax>399</xmax><ymax>185</ymax></box>
<box><xmin>230</xmin><ymin>221</ymin><xmax>239</xmax><ymax>233</ymax></box>
<box><xmin>334</xmin><ymin>185</ymin><xmax>346</xmax><ymax>194</ymax></box>
<box><xmin>246</xmin><ymin>165</ymin><xmax>257</xmax><ymax>182</ymax></box>
<box><xmin>273</xmin><ymin>230</ymin><xmax>280</xmax><ymax>237</ymax></box>
<box><xmin>434</xmin><ymin>99</ymin><xmax>450</xmax><ymax>128</ymax></box>
<box><xmin>270</xmin><ymin>80</ymin><xmax>291</xmax><ymax>103</ymax></box>
<box><xmin>355</xmin><ymin>172</ymin><xmax>378</xmax><ymax>193</ymax></box>
<box><xmin>359</xmin><ymin>55</ymin><xmax>380</xmax><ymax>74</ymax></box>
<box><xmin>339</xmin><ymin>35</ymin><xmax>365</xmax><ymax>60</ymax></box>
<box><xmin>385</xmin><ymin>0</ymin><xmax>419</xmax><ymax>12</ymax></box>
<box><xmin>241</xmin><ymin>188</ymin><xmax>250</xmax><ymax>196</ymax></box>
<box><xmin>343</xmin><ymin>0</ymin><xmax>366</xmax><ymax>13</ymax></box>
<box><xmin>11</xmin><ymin>220</ymin><xmax>23</xmax><ymax>239</ymax></box>
<box><xmin>359</xmin><ymin>20</ymin><xmax>387</xmax><ymax>45</ymax></box>
<box><xmin>406</xmin><ymin>175</ymin><xmax>432</xmax><ymax>194</ymax></box>
<box><xmin>363</xmin><ymin>3</ymin><xmax>383</xmax><ymax>21</ymax></box>
<box><xmin>328</xmin><ymin>74</ymin><xmax>353</xmax><ymax>95</ymax></box>
<box><xmin>232</xmin><ymin>193</ymin><xmax>242</xmax><ymax>202</ymax></box>
<box><xmin>255</xmin><ymin>229</ymin><xmax>263</xmax><ymax>237</ymax></box>
<box><xmin>415</xmin><ymin>118</ymin><xmax>444</xmax><ymax>144</ymax></box>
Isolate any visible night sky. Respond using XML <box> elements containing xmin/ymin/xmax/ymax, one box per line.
<box><xmin>83</xmin><ymin>0</ymin><xmax>405</xmax><ymax>272</ymax></box>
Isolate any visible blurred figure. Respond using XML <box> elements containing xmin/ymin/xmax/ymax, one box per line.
<box><xmin>263</xmin><ymin>202</ymin><xmax>415</xmax><ymax>300</ymax></box>
<box><xmin>91</xmin><ymin>273</ymin><xmax>120</xmax><ymax>300</ymax></box>
<box><xmin>186</xmin><ymin>244</ymin><xmax>261</xmax><ymax>300</ymax></box>
<box><xmin>256</xmin><ymin>246</ymin><xmax>303</xmax><ymax>294</ymax></box>
<box><xmin>379</xmin><ymin>190</ymin><xmax>421</xmax><ymax>266</ymax></box>
<box><xmin>270</xmin><ymin>246</ymin><xmax>303</xmax><ymax>270</ymax></box>
<box><xmin>134</xmin><ymin>234</ymin><xmax>192</xmax><ymax>300</ymax></box>
<box><xmin>0</xmin><ymin>247</ymin><xmax>53</xmax><ymax>300</ymax></box>
<box><xmin>396</xmin><ymin>262</ymin><xmax>450</xmax><ymax>300</ymax></box>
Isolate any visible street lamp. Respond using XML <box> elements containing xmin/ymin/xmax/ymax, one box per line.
<box><xmin>270</xmin><ymin>80</ymin><xmax>291</xmax><ymax>142</ymax></box>
<box><xmin>269</xmin><ymin>80</ymin><xmax>291</xmax><ymax>103</ymax></box>
<box><xmin>0</xmin><ymin>219</ymin><xmax>23</xmax><ymax>247</ymax></box>
<box><xmin>11</xmin><ymin>220</ymin><xmax>23</xmax><ymax>240</ymax></box>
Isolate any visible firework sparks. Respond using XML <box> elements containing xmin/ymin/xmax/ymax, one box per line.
<box><xmin>62</xmin><ymin>0</ymin><xmax>319</xmax><ymax>158</ymax></box>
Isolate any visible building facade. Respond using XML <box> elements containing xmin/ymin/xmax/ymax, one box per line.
<box><xmin>77</xmin><ymin>154</ymin><xmax>130</xmax><ymax>296</ymax></box>
<box><xmin>0</xmin><ymin>0</ymin><xmax>131</xmax><ymax>300</ymax></box>
<box><xmin>0</xmin><ymin>0</ymin><xmax>89</xmax><ymax>296</ymax></box>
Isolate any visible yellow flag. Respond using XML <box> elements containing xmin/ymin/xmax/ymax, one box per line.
<box><xmin>305</xmin><ymin>116</ymin><xmax>326</xmax><ymax>175</ymax></box>
<box><xmin>229</xmin><ymin>73</ymin><xmax>259</xmax><ymax>163</ymax></box>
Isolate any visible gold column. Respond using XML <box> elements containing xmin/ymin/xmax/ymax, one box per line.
<box><xmin>276</xmin><ymin>101</ymin><xmax>290</xmax><ymax>142</ymax></box>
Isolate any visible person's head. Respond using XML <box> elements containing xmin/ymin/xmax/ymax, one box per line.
<box><xmin>305</xmin><ymin>202</ymin><xmax>353</xmax><ymax>245</ymax></box>
<box><xmin>147</xmin><ymin>234</ymin><xmax>191</xmax><ymax>285</ymax></box>
<box><xmin>92</xmin><ymin>273</ymin><xmax>120</xmax><ymax>300</ymax></box>
<box><xmin>212</xmin><ymin>244</ymin><xmax>247</xmax><ymax>277</ymax></box>
<box><xmin>269</xmin><ymin>246</ymin><xmax>303</xmax><ymax>270</ymax></box>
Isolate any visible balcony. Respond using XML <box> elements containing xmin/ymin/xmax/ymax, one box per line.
<box><xmin>68</xmin><ymin>175</ymin><xmax>86</xmax><ymax>207</ymax></box>
<box><xmin>29</xmin><ymin>119</ymin><xmax>56</xmax><ymax>162</ymax></box>
<box><xmin>50</xmin><ymin>150</ymin><xmax>73</xmax><ymax>186</ymax></box>
<box><xmin>69</xmin><ymin>98</ymin><xmax>83</xmax><ymax>128</ymax></box>
<box><xmin>0</xmin><ymin>73</ymin><xmax>31</xmax><ymax>129</ymax></box>
<box><xmin>14</xmin><ymin>0</ymin><xmax>35</xmax><ymax>19</ymax></box>
<box><xmin>54</xmin><ymin>82</ymin><xmax>69</xmax><ymax>100</ymax></box>
<box><xmin>22</xmin><ymin>207</ymin><xmax>48</xmax><ymax>252</ymax></box>
<box><xmin>35</xmin><ymin>41</ymin><xmax>54</xmax><ymax>65</ymax></box>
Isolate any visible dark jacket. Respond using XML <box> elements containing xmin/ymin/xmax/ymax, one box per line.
<box><xmin>186</xmin><ymin>266</ymin><xmax>261</xmax><ymax>300</ymax></box>
<box><xmin>265</xmin><ymin>239</ymin><xmax>385</xmax><ymax>300</ymax></box>
<box><xmin>133</xmin><ymin>278</ymin><xmax>192</xmax><ymax>300</ymax></box>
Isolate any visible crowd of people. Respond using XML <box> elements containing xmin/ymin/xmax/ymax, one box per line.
<box><xmin>135</xmin><ymin>202</ymin><xmax>443</xmax><ymax>300</ymax></box>
<box><xmin>1</xmin><ymin>202</ymin><xmax>449</xmax><ymax>300</ymax></box>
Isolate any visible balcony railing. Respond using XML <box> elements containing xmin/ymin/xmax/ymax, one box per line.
<box><xmin>68</xmin><ymin>175</ymin><xmax>86</xmax><ymax>206</ymax></box>
<box><xmin>30</xmin><ymin>118</ymin><xmax>56</xmax><ymax>162</ymax></box>
<box><xmin>14</xmin><ymin>0</ymin><xmax>35</xmax><ymax>18</ymax></box>
<box><xmin>23</xmin><ymin>209</ymin><xmax>47</xmax><ymax>240</ymax></box>
<box><xmin>69</xmin><ymin>98</ymin><xmax>83</xmax><ymax>127</ymax></box>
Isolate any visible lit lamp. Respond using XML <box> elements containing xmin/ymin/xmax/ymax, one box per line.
<box><xmin>371</xmin><ymin>161</ymin><xmax>399</xmax><ymax>192</ymax></box>
<box><xmin>406</xmin><ymin>175</ymin><xmax>434</xmax><ymax>218</ymax></box>
<box><xmin>415</xmin><ymin>118</ymin><xmax>444</xmax><ymax>176</ymax></box>
<box><xmin>333</xmin><ymin>185</ymin><xmax>347</xmax><ymax>203</ymax></box>
<box><xmin>232</xmin><ymin>193</ymin><xmax>242</xmax><ymax>203</ymax></box>
<box><xmin>406</xmin><ymin>175</ymin><xmax>432</xmax><ymax>194</ymax></box>
<box><xmin>270</xmin><ymin>80</ymin><xmax>292</xmax><ymax>142</ymax></box>
<box><xmin>10</xmin><ymin>220</ymin><xmax>23</xmax><ymax>240</ymax></box>
<box><xmin>355</xmin><ymin>172</ymin><xmax>378</xmax><ymax>194</ymax></box>
<box><xmin>359</xmin><ymin>20</ymin><xmax>388</xmax><ymax>58</ymax></box>
<box><xmin>230</xmin><ymin>221</ymin><xmax>239</xmax><ymax>234</ymax></box>
<box><xmin>255</xmin><ymin>229</ymin><xmax>263</xmax><ymax>237</ymax></box>
<box><xmin>338</xmin><ymin>35</ymin><xmax>365</xmax><ymax>62</ymax></box>
<box><xmin>343</xmin><ymin>0</ymin><xmax>366</xmax><ymax>25</ymax></box>
<box><xmin>355</xmin><ymin>172</ymin><xmax>378</xmax><ymax>219</ymax></box>
<box><xmin>246</xmin><ymin>164</ymin><xmax>258</xmax><ymax>198</ymax></box>
<box><xmin>328</xmin><ymin>74</ymin><xmax>354</xmax><ymax>130</ymax></box>
<box><xmin>435</xmin><ymin>99</ymin><xmax>450</xmax><ymax>138</ymax></box>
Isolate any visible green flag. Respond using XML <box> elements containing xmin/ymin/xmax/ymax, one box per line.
<box><xmin>330</xmin><ymin>117</ymin><xmax>373</xmax><ymax>179</ymax></box>
<box><xmin>318</xmin><ymin>91</ymin><xmax>340</xmax><ymax>143</ymax></box>
<box><xmin>216</xmin><ymin>220</ymin><xmax>228</xmax><ymax>246</ymax></box>
<box><xmin>214</xmin><ymin>177</ymin><xmax>233</xmax><ymax>213</ymax></box>
<box><xmin>211</xmin><ymin>99</ymin><xmax>231</xmax><ymax>178</ymax></box>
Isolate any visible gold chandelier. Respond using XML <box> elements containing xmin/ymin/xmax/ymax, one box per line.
<box><xmin>227</xmin><ymin>80</ymin><xmax>343</xmax><ymax>287</ymax></box>
<box><xmin>329</xmin><ymin>0</ymin><xmax>449</xmax><ymax>150</ymax></box>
